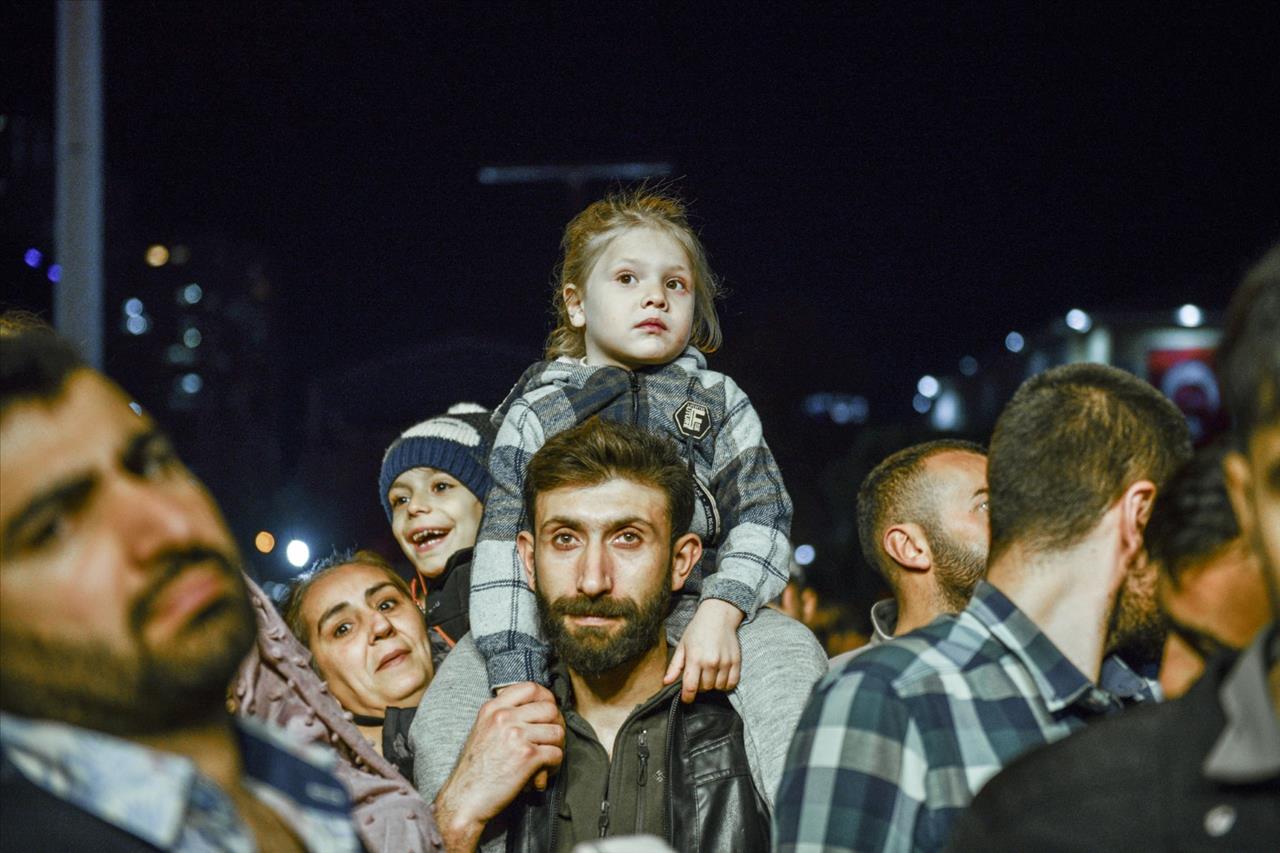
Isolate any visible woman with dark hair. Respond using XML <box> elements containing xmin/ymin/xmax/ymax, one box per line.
<box><xmin>281</xmin><ymin>549</ymin><xmax>434</xmax><ymax>783</ymax></box>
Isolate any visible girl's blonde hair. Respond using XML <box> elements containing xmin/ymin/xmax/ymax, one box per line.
<box><xmin>545</xmin><ymin>188</ymin><xmax>722</xmax><ymax>360</ymax></box>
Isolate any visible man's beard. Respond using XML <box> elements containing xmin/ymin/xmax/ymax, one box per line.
<box><xmin>535</xmin><ymin>562</ymin><xmax>671</xmax><ymax>678</ymax></box>
<box><xmin>925</xmin><ymin>522</ymin><xmax>988</xmax><ymax>613</ymax></box>
<box><xmin>0</xmin><ymin>547</ymin><xmax>256</xmax><ymax>736</ymax></box>
<box><xmin>1107</xmin><ymin>556</ymin><xmax>1167</xmax><ymax>670</ymax></box>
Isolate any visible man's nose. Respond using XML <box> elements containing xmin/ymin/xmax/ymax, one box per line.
<box><xmin>577</xmin><ymin>541</ymin><xmax>614</xmax><ymax>597</ymax></box>
<box><xmin>112</xmin><ymin>476</ymin><xmax>199</xmax><ymax>565</ymax></box>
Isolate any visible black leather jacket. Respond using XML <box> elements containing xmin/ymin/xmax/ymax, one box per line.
<box><xmin>505</xmin><ymin>689</ymin><xmax>771</xmax><ymax>853</ymax></box>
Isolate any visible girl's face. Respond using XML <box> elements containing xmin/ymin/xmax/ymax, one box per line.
<box><xmin>302</xmin><ymin>562</ymin><xmax>434</xmax><ymax>717</ymax></box>
<box><xmin>387</xmin><ymin>467</ymin><xmax>484</xmax><ymax>581</ymax></box>
<box><xmin>564</xmin><ymin>226</ymin><xmax>695</xmax><ymax>369</ymax></box>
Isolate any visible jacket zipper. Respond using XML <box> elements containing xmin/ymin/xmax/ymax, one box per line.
<box><xmin>599</xmin><ymin>739</ymin><xmax>614</xmax><ymax>838</ymax></box>
<box><xmin>663</xmin><ymin>695</ymin><xmax>678</xmax><ymax>842</ymax></box>
<box><xmin>628</xmin><ymin>371</ymin><xmax>640</xmax><ymax>424</ymax></box>
<box><xmin>635</xmin><ymin>729</ymin><xmax>649</xmax><ymax>834</ymax></box>
<box><xmin>547</xmin><ymin>748</ymin><xmax>565</xmax><ymax>852</ymax></box>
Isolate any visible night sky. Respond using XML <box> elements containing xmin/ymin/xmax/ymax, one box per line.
<box><xmin>4</xmin><ymin>2</ymin><xmax>1279</xmax><ymax>596</ymax></box>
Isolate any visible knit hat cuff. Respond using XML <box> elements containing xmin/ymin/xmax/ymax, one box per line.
<box><xmin>379</xmin><ymin>440</ymin><xmax>493</xmax><ymax>522</ymax></box>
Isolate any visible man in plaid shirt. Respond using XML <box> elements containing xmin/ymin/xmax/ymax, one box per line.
<box><xmin>775</xmin><ymin>362</ymin><xmax>1192</xmax><ymax>853</ymax></box>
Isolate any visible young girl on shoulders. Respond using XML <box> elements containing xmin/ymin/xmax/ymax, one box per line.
<box><xmin>471</xmin><ymin>188</ymin><xmax>794</xmax><ymax>700</ymax></box>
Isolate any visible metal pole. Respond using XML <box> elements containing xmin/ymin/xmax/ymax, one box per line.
<box><xmin>54</xmin><ymin>0</ymin><xmax>104</xmax><ymax>368</ymax></box>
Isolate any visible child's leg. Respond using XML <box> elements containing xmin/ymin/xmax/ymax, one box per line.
<box><xmin>470</xmin><ymin>539</ymin><xmax>553</xmax><ymax>688</ymax></box>
<box><xmin>409</xmin><ymin>632</ymin><xmax>492</xmax><ymax>799</ymax></box>
<box><xmin>727</xmin><ymin>608</ymin><xmax>829</xmax><ymax>808</ymax></box>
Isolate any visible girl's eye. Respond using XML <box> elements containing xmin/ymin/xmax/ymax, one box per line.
<box><xmin>665</xmin><ymin>278</ymin><xmax>687</xmax><ymax>292</ymax></box>
<box><xmin>618</xmin><ymin>273</ymin><xmax>636</xmax><ymax>285</ymax></box>
<box><xmin>390</xmin><ymin>494</ymin><xmax>408</xmax><ymax>507</ymax></box>
<box><xmin>333</xmin><ymin>623</ymin><xmax>351</xmax><ymax>638</ymax></box>
<box><xmin>378</xmin><ymin>598</ymin><xmax>397</xmax><ymax>612</ymax></box>
<box><xmin>432</xmin><ymin>481</ymin><xmax>453</xmax><ymax>494</ymax></box>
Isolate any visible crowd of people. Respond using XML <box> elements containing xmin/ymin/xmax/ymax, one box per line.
<box><xmin>0</xmin><ymin>189</ymin><xmax>1276</xmax><ymax>853</ymax></box>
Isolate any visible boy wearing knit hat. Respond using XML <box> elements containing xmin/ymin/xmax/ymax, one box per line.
<box><xmin>380</xmin><ymin>403</ymin><xmax>497</xmax><ymax>660</ymax></box>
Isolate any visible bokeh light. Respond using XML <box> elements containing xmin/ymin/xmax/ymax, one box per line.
<box><xmin>145</xmin><ymin>244</ymin><xmax>170</xmax><ymax>267</ymax></box>
<box><xmin>254</xmin><ymin>531</ymin><xmax>276</xmax><ymax>554</ymax></box>
<box><xmin>286</xmin><ymin>539</ymin><xmax>311</xmax><ymax>568</ymax></box>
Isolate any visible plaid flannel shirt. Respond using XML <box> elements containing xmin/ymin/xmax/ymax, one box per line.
<box><xmin>774</xmin><ymin>581</ymin><xmax>1160</xmax><ymax>853</ymax></box>
<box><xmin>471</xmin><ymin>347</ymin><xmax>793</xmax><ymax>688</ymax></box>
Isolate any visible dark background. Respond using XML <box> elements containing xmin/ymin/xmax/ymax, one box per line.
<box><xmin>3</xmin><ymin>2</ymin><xmax>1279</xmax><ymax>619</ymax></box>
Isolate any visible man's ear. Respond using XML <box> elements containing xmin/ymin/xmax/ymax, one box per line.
<box><xmin>1222</xmin><ymin>451</ymin><xmax>1255</xmax><ymax>541</ymax></box>
<box><xmin>516</xmin><ymin>530</ymin><xmax>538</xmax><ymax>591</ymax></box>
<box><xmin>1118</xmin><ymin>479</ymin><xmax>1158</xmax><ymax>561</ymax></box>
<box><xmin>883</xmin><ymin>523</ymin><xmax>932</xmax><ymax>573</ymax></box>
<box><xmin>563</xmin><ymin>284</ymin><xmax>586</xmax><ymax>329</ymax></box>
<box><xmin>669</xmin><ymin>532</ymin><xmax>703</xmax><ymax>593</ymax></box>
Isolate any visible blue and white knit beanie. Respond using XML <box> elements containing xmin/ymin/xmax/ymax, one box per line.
<box><xmin>379</xmin><ymin>403</ymin><xmax>497</xmax><ymax>522</ymax></box>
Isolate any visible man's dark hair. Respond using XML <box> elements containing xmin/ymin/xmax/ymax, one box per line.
<box><xmin>1218</xmin><ymin>244</ymin><xmax>1280</xmax><ymax>447</ymax></box>
<box><xmin>1146</xmin><ymin>444</ymin><xmax>1239</xmax><ymax>588</ymax></box>
<box><xmin>0</xmin><ymin>320</ymin><xmax>86</xmax><ymax>420</ymax></box>
<box><xmin>988</xmin><ymin>362</ymin><xmax>1192</xmax><ymax>562</ymax></box>
<box><xmin>856</xmin><ymin>439</ymin><xmax>986</xmax><ymax>583</ymax></box>
<box><xmin>523</xmin><ymin>417</ymin><xmax>695</xmax><ymax>542</ymax></box>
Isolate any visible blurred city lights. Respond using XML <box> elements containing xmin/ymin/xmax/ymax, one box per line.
<box><xmin>794</xmin><ymin>544</ymin><xmax>816</xmax><ymax>566</ymax></box>
<box><xmin>182</xmin><ymin>283</ymin><xmax>203</xmax><ymax>305</ymax></box>
<box><xmin>23</xmin><ymin>248</ymin><xmax>41</xmax><ymax>268</ymax></box>
<box><xmin>183</xmin><ymin>327</ymin><xmax>203</xmax><ymax>348</ymax></box>
<box><xmin>1176</xmin><ymin>304</ymin><xmax>1203</xmax><ymax>328</ymax></box>
<box><xmin>46</xmin><ymin>264</ymin><xmax>61</xmax><ymax>283</ymax></box>
<box><xmin>254</xmin><ymin>531</ymin><xmax>277</xmax><ymax>554</ymax></box>
<box><xmin>803</xmin><ymin>393</ymin><xmax>869</xmax><ymax>425</ymax></box>
<box><xmin>917</xmin><ymin>375</ymin><xmax>940</xmax><ymax>398</ymax></box>
<box><xmin>145</xmin><ymin>244</ymin><xmax>170</xmax><ymax>267</ymax></box>
<box><xmin>830</xmin><ymin>395</ymin><xmax>870</xmax><ymax>425</ymax></box>
<box><xmin>125</xmin><ymin>315</ymin><xmax>150</xmax><ymax>335</ymax></box>
<box><xmin>931</xmin><ymin>390</ymin><xmax>961</xmax><ymax>431</ymax></box>
<box><xmin>1005</xmin><ymin>331</ymin><xmax>1025</xmax><ymax>353</ymax></box>
<box><xmin>285</xmin><ymin>539</ymin><xmax>311</xmax><ymax>568</ymax></box>
<box><xmin>1065</xmin><ymin>308</ymin><xmax>1092</xmax><ymax>332</ymax></box>
<box><xmin>179</xmin><ymin>373</ymin><xmax>203</xmax><ymax>394</ymax></box>
<box><xmin>958</xmin><ymin>355</ymin><xmax>979</xmax><ymax>377</ymax></box>
<box><xmin>912</xmin><ymin>393</ymin><xmax>932</xmax><ymax>414</ymax></box>
<box><xmin>124</xmin><ymin>297</ymin><xmax>144</xmax><ymax>317</ymax></box>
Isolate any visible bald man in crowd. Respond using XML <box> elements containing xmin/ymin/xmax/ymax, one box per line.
<box><xmin>830</xmin><ymin>440</ymin><xmax>988</xmax><ymax>669</ymax></box>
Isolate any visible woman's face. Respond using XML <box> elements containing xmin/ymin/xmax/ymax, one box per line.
<box><xmin>301</xmin><ymin>562</ymin><xmax>434</xmax><ymax>716</ymax></box>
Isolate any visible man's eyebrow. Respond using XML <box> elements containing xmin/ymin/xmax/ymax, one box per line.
<box><xmin>2</xmin><ymin>473</ymin><xmax>97</xmax><ymax>551</ymax></box>
<box><xmin>541</xmin><ymin>514</ymin><xmax>653</xmax><ymax>530</ymax></box>
<box><xmin>121</xmin><ymin>428</ymin><xmax>170</xmax><ymax>472</ymax></box>
<box><xmin>973</xmin><ymin>487</ymin><xmax>989</xmax><ymax>498</ymax></box>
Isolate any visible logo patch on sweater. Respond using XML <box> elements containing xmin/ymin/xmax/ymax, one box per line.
<box><xmin>673</xmin><ymin>400</ymin><xmax>711</xmax><ymax>439</ymax></box>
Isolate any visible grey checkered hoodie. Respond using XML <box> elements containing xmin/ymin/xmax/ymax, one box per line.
<box><xmin>471</xmin><ymin>347</ymin><xmax>794</xmax><ymax>688</ymax></box>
